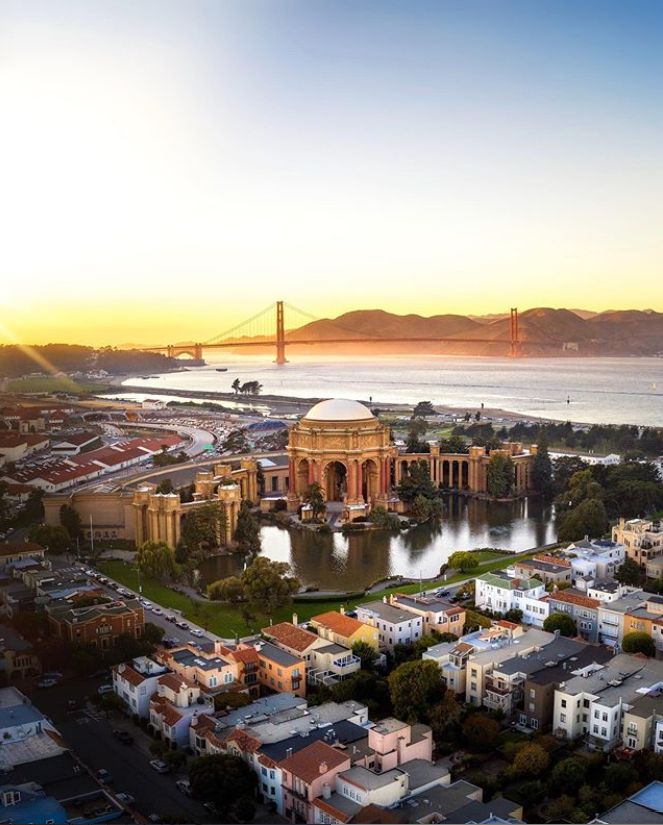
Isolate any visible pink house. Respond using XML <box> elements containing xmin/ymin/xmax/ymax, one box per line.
<box><xmin>280</xmin><ymin>740</ymin><xmax>351</xmax><ymax>822</ymax></box>
<box><xmin>368</xmin><ymin>718</ymin><xmax>433</xmax><ymax>771</ymax></box>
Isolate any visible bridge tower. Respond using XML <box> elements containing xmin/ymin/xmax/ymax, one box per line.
<box><xmin>510</xmin><ymin>308</ymin><xmax>519</xmax><ymax>358</ymax></box>
<box><xmin>193</xmin><ymin>343</ymin><xmax>203</xmax><ymax>361</ymax></box>
<box><xmin>275</xmin><ymin>301</ymin><xmax>288</xmax><ymax>365</ymax></box>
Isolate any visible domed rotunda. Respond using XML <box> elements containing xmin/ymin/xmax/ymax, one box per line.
<box><xmin>287</xmin><ymin>398</ymin><xmax>394</xmax><ymax>511</ymax></box>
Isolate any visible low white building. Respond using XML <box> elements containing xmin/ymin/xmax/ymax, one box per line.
<box><xmin>113</xmin><ymin>656</ymin><xmax>168</xmax><ymax>717</ymax></box>
<box><xmin>561</xmin><ymin>539</ymin><xmax>626</xmax><ymax>585</ymax></box>
<box><xmin>553</xmin><ymin>654</ymin><xmax>663</xmax><ymax>750</ymax></box>
<box><xmin>474</xmin><ymin>571</ymin><xmax>548</xmax><ymax>626</ymax></box>
<box><xmin>356</xmin><ymin>599</ymin><xmax>424</xmax><ymax>652</ymax></box>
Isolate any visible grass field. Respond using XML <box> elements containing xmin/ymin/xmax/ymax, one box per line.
<box><xmin>98</xmin><ymin>546</ymin><xmax>541</xmax><ymax>639</ymax></box>
<box><xmin>7</xmin><ymin>376</ymin><xmax>108</xmax><ymax>394</ymax></box>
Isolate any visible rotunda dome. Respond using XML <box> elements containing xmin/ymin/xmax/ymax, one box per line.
<box><xmin>303</xmin><ymin>399</ymin><xmax>375</xmax><ymax>423</ymax></box>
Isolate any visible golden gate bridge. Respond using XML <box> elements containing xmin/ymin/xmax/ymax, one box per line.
<box><xmin>143</xmin><ymin>303</ymin><xmax>556</xmax><ymax>364</ymax></box>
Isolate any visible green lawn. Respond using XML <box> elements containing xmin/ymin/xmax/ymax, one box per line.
<box><xmin>99</xmin><ymin>546</ymin><xmax>542</xmax><ymax>640</ymax></box>
<box><xmin>7</xmin><ymin>376</ymin><xmax>108</xmax><ymax>394</ymax></box>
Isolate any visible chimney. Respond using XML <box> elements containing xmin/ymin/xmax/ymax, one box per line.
<box><xmin>319</xmin><ymin>761</ymin><xmax>328</xmax><ymax>774</ymax></box>
<box><xmin>292</xmin><ymin>613</ymin><xmax>298</xmax><ymax>626</ymax></box>
<box><xmin>383</xmin><ymin>595</ymin><xmax>388</xmax><ymax>604</ymax></box>
<box><xmin>340</xmin><ymin>606</ymin><xmax>345</xmax><ymax>615</ymax></box>
<box><xmin>286</xmin><ymin>747</ymin><xmax>293</xmax><ymax>758</ymax></box>
<box><xmin>322</xmin><ymin>783</ymin><xmax>331</xmax><ymax>800</ymax></box>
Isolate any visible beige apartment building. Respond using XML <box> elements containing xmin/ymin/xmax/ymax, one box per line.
<box><xmin>613</xmin><ymin>518</ymin><xmax>663</xmax><ymax>569</ymax></box>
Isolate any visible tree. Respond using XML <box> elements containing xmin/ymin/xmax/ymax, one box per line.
<box><xmin>486</xmin><ymin>454</ymin><xmax>514</xmax><ymax>498</ymax></box>
<box><xmin>556</xmin><ymin>469</ymin><xmax>603</xmax><ymax>513</ymax></box>
<box><xmin>531</xmin><ymin>438</ymin><xmax>553</xmax><ymax>499</ymax></box>
<box><xmin>234</xmin><ymin>501</ymin><xmax>261</xmax><ymax>553</ymax></box>
<box><xmin>156</xmin><ymin>478</ymin><xmax>175</xmax><ymax>494</ymax></box>
<box><xmin>553</xmin><ymin>456</ymin><xmax>589</xmax><ymax>495</ymax></box>
<box><xmin>543</xmin><ymin>612</ymin><xmax>577</xmax><ymax>637</ymax></box>
<box><xmin>231</xmin><ymin>378</ymin><xmax>241</xmax><ymax>395</ymax></box>
<box><xmin>136</xmin><ymin>541</ymin><xmax>180</xmax><ymax>581</ymax></box>
<box><xmin>557</xmin><ymin>497</ymin><xmax>608</xmax><ymax>542</ymax></box>
<box><xmin>603</xmin><ymin>762</ymin><xmax>638</xmax><ymax>793</ymax></box>
<box><xmin>413</xmin><ymin>401</ymin><xmax>435</xmax><ymax>417</ymax></box>
<box><xmin>188</xmin><ymin>754</ymin><xmax>256</xmax><ymax>815</ymax></box>
<box><xmin>207</xmin><ymin>575</ymin><xmax>245</xmax><ymax>604</ymax></box>
<box><xmin>448</xmin><ymin>551</ymin><xmax>480</xmax><ymax>573</ymax></box>
<box><xmin>387</xmin><ymin>660</ymin><xmax>444</xmax><ymax>724</ymax></box>
<box><xmin>462</xmin><ymin>714</ymin><xmax>500</xmax><ymax>750</ymax></box>
<box><xmin>622</xmin><ymin>631</ymin><xmax>655</xmax><ymax>657</ymax></box>
<box><xmin>29</xmin><ymin>524</ymin><xmax>71</xmax><ymax>554</ymax></box>
<box><xmin>352</xmin><ymin>641</ymin><xmax>378</xmax><ymax>669</ymax></box>
<box><xmin>303</xmin><ymin>482</ymin><xmax>326</xmax><ymax>519</ymax></box>
<box><xmin>411</xmin><ymin>495</ymin><xmax>433</xmax><ymax>521</ymax></box>
<box><xmin>240</xmin><ymin>557</ymin><xmax>299</xmax><ymax>616</ymax></box>
<box><xmin>551</xmin><ymin>758</ymin><xmax>588</xmax><ymax>796</ymax></box>
<box><xmin>397</xmin><ymin>461</ymin><xmax>437</xmax><ymax>502</ymax></box>
<box><xmin>428</xmin><ymin>692</ymin><xmax>462</xmax><ymax>744</ymax></box>
<box><xmin>181</xmin><ymin>503</ymin><xmax>226</xmax><ymax>555</ymax></box>
<box><xmin>59</xmin><ymin>504</ymin><xmax>82</xmax><ymax>539</ymax></box>
<box><xmin>614</xmin><ymin>557</ymin><xmax>643</xmax><ymax>586</ymax></box>
<box><xmin>513</xmin><ymin>743</ymin><xmax>549</xmax><ymax>776</ymax></box>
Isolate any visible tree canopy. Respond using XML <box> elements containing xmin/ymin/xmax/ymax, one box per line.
<box><xmin>621</xmin><ymin>631</ymin><xmax>656</xmax><ymax>657</ymax></box>
<box><xmin>234</xmin><ymin>501</ymin><xmax>261</xmax><ymax>553</ymax></box>
<box><xmin>188</xmin><ymin>754</ymin><xmax>256</xmax><ymax>815</ymax></box>
<box><xmin>543</xmin><ymin>612</ymin><xmax>577</xmax><ymax>637</ymax></box>
<box><xmin>486</xmin><ymin>453</ymin><xmax>514</xmax><ymax>498</ymax></box>
<box><xmin>136</xmin><ymin>541</ymin><xmax>180</xmax><ymax>581</ymax></box>
<box><xmin>387</xmin><ymin>660</ymin><xmax>444</xmax><ymax>723</ymax></box>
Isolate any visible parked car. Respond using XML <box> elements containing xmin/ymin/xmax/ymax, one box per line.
<box><xmin>165</xmin><ymin>614</ymin><xmax>177</xmax><ymax>623</ymax></box>
<box><xmin>96</xmin><ymin>769</ymin><xmax>112</xmax><ymax>784</ymax></box>
<box><xmin>175</xmin><ymin>779</ymin><xmax>191</xmax><ymax>796</ymax></box>
<box><xmin>37</xmin><ymin>678</ymin><xmax>58</xmax><ymax>689</ymax></box>
<box><xmin>113</xmin><ymin>729</ymin><xmax>133</xmax><ymax>745</ymax></box>
<box><xmin>115</xmin><ymin>793</ymin><xmax>135</xmax><ymax>806</ymax></box>
<box><xmin>190</xmin><ymin>628</ymin><xmax>204</xmax><ymax>637</ymax></box>
<box><xmin>152</xmin><ymin>607</ymin><xmax>163</xmax><ymax>616</ymax></box>
<box><xmin>141</xmin><ymin>600</ymin><xmax>153</xmax><ymax>609</ymax></box>
<box><xmin>176</xmin><ymin>621</ymin><xmax>189</xmax><ymax>630</ymax></box>
<box><xmin>42</xmin><ymin>671</ymin><xmax>63</xmax><ymax>681</ymax></box>
<box><xmin>98</xmin><ymin>684</ymin><xmax>114</xmax><ymax>695</ymax></box>
<box><xmin>435</xmin><ymin>589</ymin><xmax>451</xmax><ymax>598</ymax></box>
<box><xmin>149</xmin><ymin>760</ymin><xmax>170</xmax><ymax>774</ymax></box>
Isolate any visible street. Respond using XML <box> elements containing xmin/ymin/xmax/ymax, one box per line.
<box><xmin>31</xmin><ymin>679</ymin><xmax>215</xmax><ymax>824</ymax></box>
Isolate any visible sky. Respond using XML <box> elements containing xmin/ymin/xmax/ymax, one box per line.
<box><xmin>1</xmin><ymin>0</ymin><xmax>662</xmax><ymax>346</ymax></box>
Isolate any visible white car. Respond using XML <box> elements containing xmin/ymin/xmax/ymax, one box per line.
<box><xmin>98</xmin><ymin>684</ymin><xmax>114</xmax><ymax>695</ymax></box>
<box><xmin>151</xmin><ymin>607</ymin><xmax>163</xmax><ymax>616</ymax></box>
<box><xmin>116</xmin><ymin>793</ymin><xmax>135</xmax><ymax>806</ymax></box>
<box><xmin>190</xmin><ymin>628</ymin><xmax>204</xmax><ymax>637</ymax></box>
<box><xmin>141</xmin><ymin>601</ymin><xmax>152</xmax><ymax>609</ymax></box>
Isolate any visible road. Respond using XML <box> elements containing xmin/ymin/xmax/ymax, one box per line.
<box><xmin>31</xmin><ymin>679</ymin><xmax>214</xmax><ymax>824</ymax></box>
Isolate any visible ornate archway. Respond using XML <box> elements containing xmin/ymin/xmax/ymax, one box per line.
<box><xmin>362</xmin><ymin>458</ymin><xmax>380</xmax><ymax>503</ymax></box>
<box><xmin>324</xmin><ymin>461</ymin><xmax>348</xmax><ymax>501</ymax></box>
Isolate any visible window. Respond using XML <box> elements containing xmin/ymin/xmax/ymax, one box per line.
<box><xmin>601</xmin><ymin>727</ymin><xmax>607</xmax><ymax>737</ymax></box>
<box><xmin>561</xmin><ymin>699</ymin><xmax>567</xmax><ymax>708</ymax></box>
<box><xmin>560</xmin><ymin>713</ymin><xmax>567</xmax><ymax>723</ymax></box>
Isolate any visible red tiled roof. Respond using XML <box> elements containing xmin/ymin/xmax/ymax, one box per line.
<box><xmin>311</xmin><ymin>611</ymin><xmax>367</xmax><ymax>639</ymax></box>
<box><xmin>158</xmin><ymin>672</ymin><xmax>190</xmax><ymax>692</ymax></box>
<box><xmin>279</xmin><ymin>741</ymin><xmax>350</xmax><ymax>782</ymax></box>
<box><xmin>262</xmin><ymin>622</ymin><xmax>319</xmax><ymax>653</ymax></box>
<box><xmin>0</xmin><ymin>541</ymin><xmax>44</xmax><ymax>557</ymax></box>
<box><xmin>496</xmin><ymin>619</ymin><xmax>520</xmax><ymax>630</ymax></box>
<box><xmin>535</xmin><ymin>553</ymin><xmax>572</xmax><ymax>568</ymax></box>
<box><xmin>116</xmin><ymin>664</ymin><xmax>146</xmax><ymax>687</ymax></box>
<box><xmin>548</xmin><ymin>590</ymin><xmax>600</xmax><ymax>609</ymax></box>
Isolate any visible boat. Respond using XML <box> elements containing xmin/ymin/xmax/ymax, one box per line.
<box><xmin>215</xmin><ymin>368</ymin><xmax>228</xmax><ymax>372</ymax></box>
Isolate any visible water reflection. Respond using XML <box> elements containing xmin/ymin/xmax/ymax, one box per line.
<box><xmin>197</xmin><ymin>496</ymin><xmax>556</xmax><ymax>592</ymax></box>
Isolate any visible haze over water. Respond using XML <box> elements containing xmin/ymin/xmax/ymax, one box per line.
<box><xmin>123</xmin><ymin>355</ymin><xmax>663</xmax><ymax>427</ymax></box>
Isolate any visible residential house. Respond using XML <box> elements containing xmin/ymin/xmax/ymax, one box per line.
<box><xmin>310</xmin><ymin>611</ymin><xmax>379</xmax><ymax>651</ymax></box>
<box><xmin>112</xmin><ymin>656</ymin><xmax>168</xmax><ymax>717</ymax></box>
<box><xmin>0</xmin><ymin>543</ymin><xmax>45</xmax><ymax>571</ymax></box>
<box><xmin>280</xmin><ymin>740</ymin><xmax>352</xmax><ymax>823</ymax></box>
<box><xmin>483</xmin><ymin>636</ymin><xmax>589</xmax><ymax>717</ymax></box>
<box><xmin>559</xmin><ymin>539</ymin><xmax>626</xmax><ymax>588</ymax></box>
<box><xmin>595</xmin><ymin>780</ymin><xmax>663</xmax><ymax>825</ymax></box>
<box><xmin>521</xmin><ymin>644</ymin><xmax>613</xmax><ymax>732</ymax></box>
<box><xmin>423</xmin><ymin>621</ymin><xmax>559</xmax><ymax>707</ymax></box>
<box><xmin>474</xmin><ymin>571</ymin><xmax>548</xmax><ymax>626</ymax></box>
<box><xmin>552</xmin><ymin>653</ymin><xmax>663</xmax><ymax>749</ymax></box>
<box><xmin>0</xmin><ymin>783</ymin><xmax>66</xmax><ymax>824</ymax></box>
<box><xmin>597</xmin><ymin>590</ymin><xmax>659</xmax><ymax>649</ymax></box>
<box><xmin>513</xmin><ymin>558</ymin><xmax>572</xmax><ymax>588</ymax></box>
<box><xmin>149</xmin><ymin>672</ymin><xmax>213</xmax><ymax>747</ymax></box>
<box><xmin>46</xmin><ymin>598</ymin><xmax>144</xmax><ymax>649</ymax></box>
<box><xmin>356</xmin><ymin>599</ymin><xmax>424</xmax><ymax>653</ymax></box>
<box><xmin>620</xmin><ymin>692</ymin><xmax>663</xmax><ymax>753</ymax></box>
<box><xmin>612</xmin><ymin>519</ymin><xmax>663</xmax><ymax>569</ymax></box>
<box><xmin>158</xmin><ymin>644</ymin><xmax>241</xmax><ymax>695</ymax></box>
<box><xmin>253</xmin><ymin>640</ymin><xmax>306</xmax><ymax>697</ymax></box>
<box><xmin>388</xmin><ymin>593</ymin><xmax>465</xmax><ymax>637</ymax></box>
<box><xmin>0</xmin><ymin>624</ymin><xmax>41</xmax><ymax>682</ymax></box>
<box><xmin>544</xmin><ymin>588</ymin><xmax>601</xmax><ymax>642</ymax></box>
<box><xmin>262</xmin><ymin>620</ymin><xmax>361</xmax><ymax>686</ymax></box>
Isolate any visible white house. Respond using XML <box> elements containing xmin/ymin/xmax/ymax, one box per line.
<box><xmin>474</xmin><ymin>571</ymin><xmax>548</xmax><ymax>626</ymax></box>
<box><xmin>356</xmin><ymin>599</ymin><xmax>424</xmax><ymax>652</ymax></box>
<box><xmin>113</xmin><ymin>656</ymin><xmax>168</xmax><ymax>717</ymax></box>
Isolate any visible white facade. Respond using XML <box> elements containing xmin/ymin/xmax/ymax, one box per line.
<box><xmin>356</xmin><ymin>602</ymin><xmax>423</xmax><ymax>652</ymax></box>
<box><xmin>474</xmin><ymin>573</ymin><xmax>548</xmax><ymax>627</ymax></box>
<box><xmin>113</xmin><ymin>657</ymin><xmax>168</xmax><ymax>718</ymax></box>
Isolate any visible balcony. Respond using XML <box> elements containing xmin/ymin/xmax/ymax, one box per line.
<box><xmin>332</xmin><ymin>655</ymin><xmax>361</xmax><ymax>671</ymax></box>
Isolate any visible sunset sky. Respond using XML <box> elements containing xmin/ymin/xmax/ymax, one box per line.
<box><xmin>1</xmin><ymin>0</ymin><xmax>662</xmax><ymax>346</ymax></box>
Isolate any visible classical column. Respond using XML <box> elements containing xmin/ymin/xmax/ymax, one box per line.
<box><xmin>384</xmin><ymin>458</ymin><xmax>390</xmax><ymax>493</ymax></box>
<box><xmin>357</xmin><ymin>461</ymin><xmax>364</xmax><ymax>502</ymax></box>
